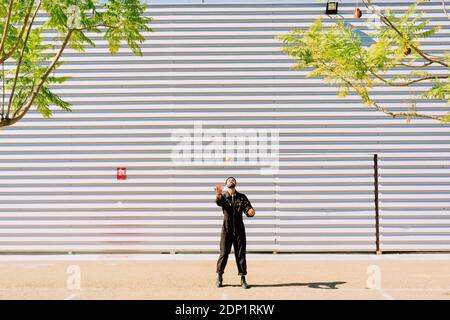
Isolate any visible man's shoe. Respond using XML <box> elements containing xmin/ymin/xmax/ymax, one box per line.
<box><xmin>216</xmin><ymin>274</ymin><xmax>223</xmax><ymax>288</ymax></box>
<box><xmin>241</xmin><ymin>276</ymin><xmax>249</xmax><ymax>289</ymax></box>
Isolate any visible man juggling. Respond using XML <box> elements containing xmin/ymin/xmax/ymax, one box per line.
<box><xmin>214</xmin><ymin>176</ymin><xmax>256</xmax><ymax>289</ymax></box>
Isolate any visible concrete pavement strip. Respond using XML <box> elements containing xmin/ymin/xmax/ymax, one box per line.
<box><xmin>0</xmin><ymin>254</ymin><xmax>448</xmax><ymax>299</ymax></box>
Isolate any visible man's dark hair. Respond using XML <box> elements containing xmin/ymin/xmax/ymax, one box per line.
<box><xmin>225</xmin><ymin>176</ymin><xmax>236</xmax><ymax>184</ymax></box>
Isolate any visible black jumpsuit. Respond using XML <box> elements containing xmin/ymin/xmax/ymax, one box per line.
<box><xmin>215</xmin><ymin>190</ymin><xmax>254</xmax><ymax>276</ymax></box>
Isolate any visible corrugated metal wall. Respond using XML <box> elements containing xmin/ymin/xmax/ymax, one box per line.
<box><xmin>0</xmin><ymin>1</ymin><xmax>449</xmax><ymax>253</ymax></box>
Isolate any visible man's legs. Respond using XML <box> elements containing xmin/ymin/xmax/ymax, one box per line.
<box><xmin>233</xmin><ymin>232</ymin><xmax>247</xmax><ymax>276</ymax></box>
<box><xmin>216</xmin><ymin>231</ymin><xmax>233</xmax><ymax>275</ymax></box>
<box><xmin>233</xmin><ymin>232</ymin><xmax>249</xmax><ymax>289</ymax></box>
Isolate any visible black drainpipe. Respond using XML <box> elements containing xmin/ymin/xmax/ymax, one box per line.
<box><xmin>374</xmin><ymin>153</ymin><xmax>381</xmax><ymax>254</ymax></box>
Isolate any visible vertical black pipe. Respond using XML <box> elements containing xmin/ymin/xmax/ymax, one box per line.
<box><xmin>374</xmin><ymin>154</ymin><xmax>381</xmax><ymax>254</ymax></box>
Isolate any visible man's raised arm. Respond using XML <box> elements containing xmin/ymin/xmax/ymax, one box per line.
<box><xmin>214</xmin><ymin>184</ymin><xmax>227</xmax><ymax>207</ymax></box>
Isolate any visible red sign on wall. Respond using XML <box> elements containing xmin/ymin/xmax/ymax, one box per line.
<box><xmin>117</xmin><ymin>167</ymin><xmax>127</xmax><ymax>180</ymax></box>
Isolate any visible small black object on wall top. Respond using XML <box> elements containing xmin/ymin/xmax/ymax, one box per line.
<box><xmin>326</xmin><ymin>1</ymin><xmax>339</xmax><ymax>15</ymax></box>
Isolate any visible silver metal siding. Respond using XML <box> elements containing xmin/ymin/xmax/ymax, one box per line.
<box><xmin>0</xmin><ymin>1</ymin><xmax>449</xmax><ymax>253</ymax></box>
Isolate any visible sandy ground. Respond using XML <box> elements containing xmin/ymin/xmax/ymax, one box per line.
<box><xmin>0</xmin><ymin>253</ymin><xmax>449</xmax><ymax>300</ymax></box>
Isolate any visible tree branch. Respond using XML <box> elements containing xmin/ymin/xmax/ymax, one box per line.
<box><xmin>339</xmin><ymin>75</ymin><xmax>445</xmax><ymax>122</ymax></box>
<box><xmin>384</xmin><ymin>75</ymin><xmax>448</xmax><ymax>86</ymax></box>
<box><xmin>361</xmin><ymin>0</ymin><xmax>449</xmax><ymax>68</ymax></box>
<box><xmin>396</xmin><ymin>61</ymin><xmax>434</xmax><ymax>68</ymax></box>
<box><xmin>72</xmin><ymin>23</ymin><xmax>121</xmax><ymax>31</ymax></box>
<box><xmin>5</xmin><ymin>1</ymin><xmax>41</xmax><ymax>119</ymax></box>
<box><xmin>317</xmin><ymin>60</ymin><xmax>446</xmax><ymax>122</ymax></box>
<box><xmin>0</xmin><ymin>1</ymin><xmax>35</xmax><ymax>64</ymax></box>
<box><xmin>356</xmin><ymin>51</ymin><xmax>448</xmax><ymax>87</ymax></box>
<box><xmin>0</xmin><ymin>0</ymin><xmax>15</xmax><ymax>55</ymax></box>
<box><xmin>1</xmin><ymin>62</ymin><xmax>4</xmax><ymax>120</ymax></box>
<box><xmin>368</xmin><ymin>68</ymin><xmax>448</xmax><ymax>87</ymax></box>
<box><xmin>11</xmin><ymin>29</ymin><xmax>74</xmax><ymax>122</ymax></box>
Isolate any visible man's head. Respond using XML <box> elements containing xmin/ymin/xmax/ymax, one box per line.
<box><xmin>225</xmin><ymin>176</ymin><xmax>237</xmax><ymax>188</ymax></box>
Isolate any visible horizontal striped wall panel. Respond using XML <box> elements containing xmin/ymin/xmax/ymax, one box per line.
<box><xmin>379</xmin><ymin>155</ymin><xmax>450</xmax><ymax>251</ymax></box>
<box><xmin>0</xmin><ymin>1</ymin><xmax>449</xmax><ymax>253</ymax></box>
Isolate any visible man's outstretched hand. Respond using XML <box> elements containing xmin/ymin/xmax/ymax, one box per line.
<box><xmin>214</xmin><ymin>184</ymin><xmax>223</xmax><ymax>195</ymax></box>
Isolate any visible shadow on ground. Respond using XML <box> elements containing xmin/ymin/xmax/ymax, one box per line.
<box><xmin>223</xmin><ymin>281</ymin><xmax>346</xmax><ymax>289</ymax></box>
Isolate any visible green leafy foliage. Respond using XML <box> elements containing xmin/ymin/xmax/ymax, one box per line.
<box><xmin>278</xmin><ymin>0</ymin><xmax>449</xmax><ymax>123</ymax></box>
<box><xmin>0</xmin><ymin>0</ymin><xmax>152</xmax><ymax>127</ymax></box>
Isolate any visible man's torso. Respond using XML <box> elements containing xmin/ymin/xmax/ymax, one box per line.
<box><xmin>220</xmin><ymin>191</ymin><xmax>247</xmax><ymax>235</ymax></box>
